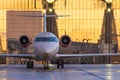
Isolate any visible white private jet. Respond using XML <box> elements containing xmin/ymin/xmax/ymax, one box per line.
<box><xmin>0</xmin><ymin>13</ymin><xmax>120</xmax><ymax>69</ymax></box>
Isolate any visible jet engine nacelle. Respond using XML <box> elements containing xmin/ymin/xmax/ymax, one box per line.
<box><xmin>59</xmin><ymin>35</ymin><xmax>71</xmax><ymax>48</ymax></box>
<box><xmin>19</xmin><ymin>35</ymin><xmax>31</xmax><ymax>47</ymax></box>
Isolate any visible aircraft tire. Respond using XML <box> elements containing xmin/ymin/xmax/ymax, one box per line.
<box><xmin>57</xmin><ymin>59</ymin><xmax>64</xmax><ymax>68</ymax></box>
<box><xmin>27</xmin><ymin>61</ymin><xmax>34</xmax><ymax>68</ymax></box>
<box><xmin>44</xmin><ymin>64</ymin><xmax>49</xmax><ymax>69</ymax></box>
<box><xmin>57</xmin><ymin>62</ymin><xmax>60</xmax><ymax>68</ymax></box>
<box><xmin>57</xmin><ymin>60</ymin><xmax>60</xmax><ymax>68</ymax></box>
<box><xmin>61</xmin><ymin>60</ymin><xmax>64</xmax><ymax>69</ymax></box>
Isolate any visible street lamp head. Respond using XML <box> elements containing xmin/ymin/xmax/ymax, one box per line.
<box><xmin>46</xmin><ymin>0</ymin><xmax>56</xmax><ymax>4</ymax></box>
<box><xmin>105</xmin><ymin>0</ymin><xmax>113</xmax><ymax>3</ymax></box>
<box><xmin>48</xmin><ymin>8</ymin><xmax>53</xmax><ymax>12</ymax></box>
<box><xmin>107</xmin><ymin>8</ymin><xmax>111</xmax><ymax>12</ymax></box>
<box><xmin>102</xmin><ymin>0</ymin><xmax>114</xmax><ymax>11</ymax></box>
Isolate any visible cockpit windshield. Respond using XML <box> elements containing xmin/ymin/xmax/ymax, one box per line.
<box><xmin>34</xmin><ymin>37</ymin><xmax>58</xmax><ymax>42</ymax></box>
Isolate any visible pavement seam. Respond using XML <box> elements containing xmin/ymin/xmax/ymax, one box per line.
<box><xmin>49</xmin><ymin>72</ymin><xmax>56</xmax><ymax>80</ymax></box>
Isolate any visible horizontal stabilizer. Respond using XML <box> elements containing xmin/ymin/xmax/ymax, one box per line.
<box><xmin>19</xmin><ymin>15</ymin><xmax>43</xmax><ymax>17</ymax></box>
<box><xmin>20</xmin><ymin>14</ymin><xmax>70</xmax><ymax>18</ymax></box>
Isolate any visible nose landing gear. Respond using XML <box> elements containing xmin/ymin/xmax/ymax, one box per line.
<box><xmin>43</xmin><ymin>61</ymin><xmax>49</xmax><ymax>69</ymax></box>
<box><xmin>42</xmin><ymin>59</ymin><xmax>49</xmax><ymax>69</ymax></box>
<box><xmin>43</xmin><ymin>55</ymin><xmax>50</xmax><ymax>69</ymax></box>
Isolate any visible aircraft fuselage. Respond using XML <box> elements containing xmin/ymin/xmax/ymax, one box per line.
<box><xmin>33</xmin><ymin>32</ymin><xmax>59</xmax><ymax>60</ymax></box>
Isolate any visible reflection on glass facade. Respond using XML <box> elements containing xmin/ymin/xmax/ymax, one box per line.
<box><xmin>0</xmin><ymin>10</ymin><xmax>6</xmax><ymax>51</ymax></box>
<box><xmin>0</xmin><ymin>0</ymin><xmax>120</xmax><ymax>51</ymax></box>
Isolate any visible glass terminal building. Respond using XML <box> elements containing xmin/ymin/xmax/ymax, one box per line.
<box><xmin>0</xmin><ymin>0</ymin><xmax>120</xmax><ymax>54</ymax></box>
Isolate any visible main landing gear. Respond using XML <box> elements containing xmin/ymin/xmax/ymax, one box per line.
<box><xmin>57</xmin><ymin>59</ymin><xmax>64</xmax><ymax>69</ymax></box>
<box><xmin>27</xmin><ymin>59</ymin><xmax>34</xmax><ymax>68</ymax></box>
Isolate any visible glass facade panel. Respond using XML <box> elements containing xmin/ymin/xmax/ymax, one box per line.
<box><xmin>0</xmin><ymin>0</ymin><xmax>119</xmax><ymax>51</ymax></box>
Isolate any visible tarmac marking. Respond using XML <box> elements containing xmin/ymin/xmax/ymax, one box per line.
<box><xmin>79</xmin><ymin>69</ymin><xmax>106</xmax><ymax>80</ymax></box>
<box><xmin>49</xmin><ymin>72</ymin><xmax>56</xmax><ymax>80</ymax></box>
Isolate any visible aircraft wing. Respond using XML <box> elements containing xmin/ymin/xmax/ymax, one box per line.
<box><xmin>56</xmin><ymin>53</ymin><xmax>120</xmax><ymax>58</ymax></box>
<box><xmin>0</xmin><ymin>54</ymin><xmax>35</xmax><ymax>58</ymax></box>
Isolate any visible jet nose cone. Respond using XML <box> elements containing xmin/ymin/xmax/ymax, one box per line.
<box><xmin>45</xmin><ymin>49</ymin><xmax>51</xmax><ymax>54</ymax></box>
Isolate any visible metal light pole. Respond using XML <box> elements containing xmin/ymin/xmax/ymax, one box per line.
<box><xmin>42</xmin><ymin>0</ymin><xmax>59</xmax><ymax>37</ymax></box>
<box><xmin>100</xmin><ymin>0</ymin><xmax>118</xmax><ymax>63</ymax></box>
